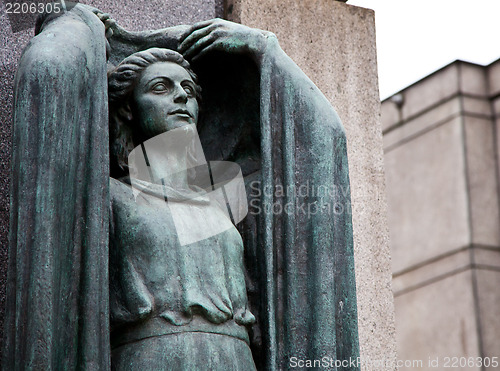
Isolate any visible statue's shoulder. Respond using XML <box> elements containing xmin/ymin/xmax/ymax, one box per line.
<box><xmin>110</xmin><ymin>177</ymin><xmax>134</xmax><ymax>202</ymax></box>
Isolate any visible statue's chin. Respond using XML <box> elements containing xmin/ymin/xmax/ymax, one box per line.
<box><xmin>154</xmin><ymin>123</ymin><xmax>198</xmax><ymax>149</ymax></box>
<box><xmin>157</xmin><ymin>119</ymin><xmax>195</xmax><ymax>134</ymax></box>
<box><xmin>170</xmin><ymin>122</ymin><xmax>197</xmax><ymax>139</ymax></box>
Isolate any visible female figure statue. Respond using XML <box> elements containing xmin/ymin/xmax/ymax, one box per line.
<box><xmin>107</xmin><ymin>47</ymin><xmax>256</xmax><ymax>370</ymax></box>
<box><xmin>3</xmin><ymin>4</ymin><xmax>359</xmax><ymax>370</ymax></box>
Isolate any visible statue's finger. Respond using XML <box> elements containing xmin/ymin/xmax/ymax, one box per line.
<box><xmin>179</xmin><ymin>25</ymin><xmax>195</xmax><ymax>43</ymax></box>
<box><xmin>190</xmin><ymin>19</ymin><xmax>218</xmax><ymax>32</ymax></box>
<box><xmin>178</xmin><ymin>21</ymin><xmax>213</xmax><ymax>44</ymax></box>
<box><xmin>105</xmin><ymin>19</ymin><xmax>116</xmax><ymax>29</ymax></box>
<box><xmin>182</xmin><ymin>33</ymin><xmax>218</xmax><ymax>60</ymax></box>
<box><xmin>191</xmin><ymin>40</ymin><xmax>221</xmax><ymax>62</ymax></box>
<box><xmin>98</xmin><ymin>13</ymin><xmax>110</xmax><ymax>21</ymax></box>
<box><xmin>179</xmin><ymin>24</ymin><xmax>218</xmax><ymax>54</ymax></box>
<box><xmin>105</xmin><ymin>28</ymin><xmax>114</xmax><ymax>39</ymax></box>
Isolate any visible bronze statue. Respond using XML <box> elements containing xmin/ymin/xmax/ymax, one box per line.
<box><xmin>3</xmin><ymin>4</ymin><xmax>359</xmax><ymax>370</ymax></box>
<box><xmin>108</xmin><ymin>47</ymin><xmax>257</xmax><ymax>369</ymax></box>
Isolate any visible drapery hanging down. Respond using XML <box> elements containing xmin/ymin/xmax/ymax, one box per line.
<box><xmin>3</xmin><ymin>7</ymin><xmax>110</xmax><ymax>370</ymax></box>
<box><xmin>255</xmin><ymin>35</ymin><xmax>359</xmax><ymax>370</ymax></box>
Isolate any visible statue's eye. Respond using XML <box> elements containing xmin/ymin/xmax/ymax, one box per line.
<box><xmin>183</xmin><ymin>85</ymin><xmax>195</xmax><ymax>98</ymax></box>
<box><xmin>151</xmin><ymin>83</ymin><xmax>168</xmax><ymax>93</ymax></box>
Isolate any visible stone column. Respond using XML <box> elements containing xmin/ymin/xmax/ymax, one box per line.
<box><xmin>226</xmin><ymin>0</ymin><xmax>397</xmax><ymax>368</ymax></box>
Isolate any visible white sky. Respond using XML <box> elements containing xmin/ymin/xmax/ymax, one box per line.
<box><xmin>347</xmin><ymin>0</ymin><xmax>500</xmax><ymax>99</ymax></box>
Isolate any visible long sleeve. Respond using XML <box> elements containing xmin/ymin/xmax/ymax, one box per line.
<box><xmin>3</xmin><ymin>6</ymin><xmax>110</xmax><ymax>370</ymax></box>
<box><xmin>256</xmin><ymin>35</ymin><xmax>360</xmax><ymax>370</ymax></box>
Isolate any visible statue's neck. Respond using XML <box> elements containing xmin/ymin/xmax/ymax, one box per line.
<box><xmin>144</xmin><ymin>145</ymin><xmax>190</xmax><ymax>191</ymax></box>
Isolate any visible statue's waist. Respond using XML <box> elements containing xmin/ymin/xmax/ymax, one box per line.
<box><xmin>111</xmin><ymin>315</ymin><xmax>250</xmax><ymax>349</ymax></box>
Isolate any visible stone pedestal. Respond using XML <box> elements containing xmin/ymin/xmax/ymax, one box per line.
<box><xmin>227</xmin><ymin>0</ymin><xmax>397</xmax><ymax>368</ymax></box>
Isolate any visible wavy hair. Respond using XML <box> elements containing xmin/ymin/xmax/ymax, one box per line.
<box><xmin>108</xmin><ymin>47</ymin><xmax>202</xmax><ymax>178</ymax></box>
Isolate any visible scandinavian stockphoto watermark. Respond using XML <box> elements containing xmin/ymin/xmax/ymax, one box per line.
<box><xmin>248</xmin><ymin>179</ymin><xmax>352</xmax><ymax>219</ymax></box>
<box><xmin>2</xmin><ymin>0</ymin><xmax>79</xmax><ymax>33</ymax></box>
<box><xmin>289</xmin><ymin>356</ymin><xmax>423</xmax><ymax>369</ymax></box>
<box><xmin>128</xmin><ymin>124</ymin><xmax>351</xmax><ymax>245</ymax></box>
<box><xmin>289</xmin><ymin>356</ymin><xmax>499</xmax><ymax>369</ymax></box>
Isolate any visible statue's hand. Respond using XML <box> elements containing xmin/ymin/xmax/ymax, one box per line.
<box><xmin>93</xmin><ymin>11</ymin><xmax>117</xmax><ymax>39</ymax></box>
<box><xmin>178</xmin><ymin>19</ymin><xmax>269</xmax><ymax>63</ymax></box>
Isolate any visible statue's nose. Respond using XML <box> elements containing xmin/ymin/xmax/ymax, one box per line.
<box><xmin>173</xmin><ymin>85</ymin><xmax>188</xmax><ymax>103</ymax></box>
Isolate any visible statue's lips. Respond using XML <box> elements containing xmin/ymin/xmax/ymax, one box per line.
<box><xmin>169</xmin><ymin>109</ymin><xmax>192</xmax><ymax>118</ymax></box>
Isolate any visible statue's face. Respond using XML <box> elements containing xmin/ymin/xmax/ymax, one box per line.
<box><xmin>132</xmin><ymin>61</ymin><xmax>199</xmax><ymax>138</ymax></box>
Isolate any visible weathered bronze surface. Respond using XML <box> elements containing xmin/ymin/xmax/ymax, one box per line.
<box><xmin>3</xmin><ymin>4</ymin><xmax>359</xmax><ymax>370</ymax></box>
